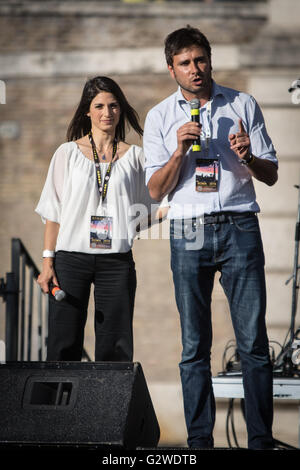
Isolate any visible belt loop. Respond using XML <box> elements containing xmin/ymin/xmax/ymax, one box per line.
<box><xmin>228</xmin><ymin>215</ymin><xmax>234</xmax><ymax>224</ymax></box>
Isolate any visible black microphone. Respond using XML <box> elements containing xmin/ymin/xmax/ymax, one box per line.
<box><xmin>189</xmin><ymin>98</ymin><xmax>201</xmax><ymax>152</ymax></box>
<box><xmin>50</xmin><ymin>283</ymin><xmax>66</xmax><ymax>301</ymax></box>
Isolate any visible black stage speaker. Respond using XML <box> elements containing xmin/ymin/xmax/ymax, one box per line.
<box><xmin>0</xmin><ymin>361</ymin><xmax>160</xmax><ymax>449</ymax></box>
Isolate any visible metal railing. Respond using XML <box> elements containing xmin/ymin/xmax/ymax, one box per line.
<box><xmin>0</xmin><ymin>238</ymin><xmax>47</xmax><ymax>361</ymax></box>
<box><xmin>0</xmin><ymin>238</ymin><xmax>90</xmax><ymax>362</ymax></box>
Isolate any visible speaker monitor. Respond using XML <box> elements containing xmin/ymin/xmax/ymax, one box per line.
<box><xmin>0</xmin><ymin>361</ymin><xmax>160</xmax><ymax>449</ymax></box>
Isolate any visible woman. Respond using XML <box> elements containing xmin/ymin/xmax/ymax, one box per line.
<box><xmin>36</xmin><ymin>76</ymin><xmax>156</xmax><ymax>362</ymax></box>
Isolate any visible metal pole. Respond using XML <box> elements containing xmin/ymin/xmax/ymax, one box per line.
<box><xmin>27</xmin><ymin>267</ymin><xmax>34</xmax><ymax>361</ymax></box>
<box><xmin>290</xmin><ymin>179</ymin><xmax>300</xmax><ymax>344</ymax></box>
<box><xmin>45</xmin><ymin>294</ymin><xmax>49</xmax><ymax>359</ymax></box>
<box><xmin>20</xmin><ymin>254</ymin><xmax>26</xmax><ymax>361</ymax></box>
<box><xmin>5</xmin><ymin>272</ymin><xmax>18</xmax><ymax>361</ymax></box>
<box><xmin>37</xmin><ymin>286</ymin><xmax>43</xmax><ymax>361</ymax></box>
<box><xmin>11</xmin><ymin>239</ymin><xmax>21</xmax><ymax>360</ymax></box>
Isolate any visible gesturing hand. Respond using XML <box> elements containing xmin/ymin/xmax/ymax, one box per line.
<box><xmin>229</xmin><ymin>119</ymin><xmax>251</xmax><ymax>161</ymax></box>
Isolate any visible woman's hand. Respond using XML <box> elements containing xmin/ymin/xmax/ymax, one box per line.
<box><xmin>38</xmin><ymin>220</ymin><xmax>60</xmax><ymax>293</ymax></box>
<box><xmin>37</xmin><ymin>258</ymin><xmax>59</xmax><ymax>294</ymax></box>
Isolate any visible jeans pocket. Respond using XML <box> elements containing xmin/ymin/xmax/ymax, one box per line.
<box><xmin>170</xmin><ymin>219</ymin><xmax>204</xmax><ymax>251</ymax></box>
<box><xmin>170</xmin><ymin>219</ymin><xmax>184</xmax><ymax>239</ymax></box>
<box><xmin>233</xmin><ymin>215</ymin><xmax>259</xmax><ymax>232</ymax></box>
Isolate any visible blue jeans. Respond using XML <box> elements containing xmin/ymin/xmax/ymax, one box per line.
<box><xmin>170</xmin><ymin>213</ymin><xmax>274</xmax><ymax>449</ymax></box>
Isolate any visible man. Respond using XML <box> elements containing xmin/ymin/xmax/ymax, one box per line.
<box><xmin>143</xmin><ymin>26</ymin><xmax>278</xmax><ymax>450</ymax></box>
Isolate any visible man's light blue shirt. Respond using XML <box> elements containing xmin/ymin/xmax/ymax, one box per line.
<box><xmin>143</xmin><ymin>81</ymin><xmax>278</xmax><ymax>219</ymax></box>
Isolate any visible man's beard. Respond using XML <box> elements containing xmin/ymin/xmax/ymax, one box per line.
<box><xmin>173</xmin><ymin>71</ymin><xmax>211</xmax><ymax>97</ymax></box>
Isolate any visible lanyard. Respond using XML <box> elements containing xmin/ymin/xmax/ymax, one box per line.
<box><xmin>88</xmin><ymin>131</ymin><xmax>117</xmax><ymax>202</ymax></box>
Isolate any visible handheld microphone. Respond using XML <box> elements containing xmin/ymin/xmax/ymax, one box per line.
<box><xmin>50</xmin><ymin>283</ymin><xmax>66</xmax><ymax>301</ymax></box>
<box><xmin>189</xmin><ymin>98</ymin><xmax>201</xmax><ymax>152</ymax></box>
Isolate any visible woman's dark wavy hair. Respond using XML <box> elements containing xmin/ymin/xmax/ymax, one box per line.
<box><xmin>164</xmin><ymin>25</ymin><xmax>211</xmax><ymax>67</ymax></box>
<box><xmin>67</xmin><ymin>76</ymin><xmax>143</xmax><ymax>142</ymax></box>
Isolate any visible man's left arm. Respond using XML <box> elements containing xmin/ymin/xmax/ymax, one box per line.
<box><xmin>229</xmin><ymin>118</ymin><xmax>278</xmax><ymax>187</ymax></box>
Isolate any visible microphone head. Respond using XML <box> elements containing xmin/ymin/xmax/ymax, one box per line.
<box><xmin>55</xmin><ymin>289</ymin><xmax>66</xmax><ymax>301</ymax></box>
<box><xmin>51</xmin><ymin>285</ymin><xmax>66</xmax><ymax>301</ymax></box>
<box><xmin>189</xmin><ymin>98</ymin><xmax>200</xmax><ymax>109</ymax></box>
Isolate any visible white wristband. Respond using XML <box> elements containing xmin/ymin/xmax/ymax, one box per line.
<box><xmin>43</xmin><ymin>250</ymin><xmax>55</xmax><ymax>258</ymax></box>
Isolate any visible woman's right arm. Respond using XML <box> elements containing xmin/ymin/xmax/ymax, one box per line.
<box><xmin>37</xmin><ymin>220</ymin><xmax>60</xmax><ymax>293</ymax></box>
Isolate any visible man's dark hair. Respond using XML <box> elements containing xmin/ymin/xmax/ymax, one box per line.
<box><xmin>164</xmin><ymin>25</ymin><xmax>211</xmax><ymax>67</ymax></box>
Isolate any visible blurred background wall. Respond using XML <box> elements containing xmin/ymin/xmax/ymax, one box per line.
<box><xmin>0</xmin><ymin>0</ymin><xmax>299</xmax><ymax>448</ymax></box>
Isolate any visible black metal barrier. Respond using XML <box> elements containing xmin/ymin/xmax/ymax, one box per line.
<box><xmin>0</xmin><ymin>238</ymin><xmax>90</xmax><ymax>362</ymax></box>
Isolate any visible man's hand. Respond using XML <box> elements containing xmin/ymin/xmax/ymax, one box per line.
<box><xmin>147</xmin><ymin>121</ymin><xmax>201</xmax><ymax>201</ymax></box>
<box><xmin>176</xmin><ymin>121</ymin><xmax>202</xmax><ymax>157</ymax></box>
<box><xmin>229</xmin><ymin>119</ymin><xmax>250</xmax><ymax>161</ymax></box>
<box><xmin>228</xmin><ymin>118</ymin><xmax>278</xmax><ymax>186</ymax></box>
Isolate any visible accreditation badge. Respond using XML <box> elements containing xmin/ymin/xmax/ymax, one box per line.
<box><xmin>90</xmin><ymin>216</ymin><xmax>113</xmax><ymax>249</ymax></box>
<box><xmin>195</xmin><ymin>158</ymin><xmax>219</xmax><ymax>192</ymax></box>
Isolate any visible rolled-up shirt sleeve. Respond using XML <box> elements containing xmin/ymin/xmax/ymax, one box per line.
<box><xmin>134</xmin><ymin>146</ymin><xmax>161</xmax><ymax>231</ymax></box>
<box><xmin>143</xmin><ymin>109</ymin><xmax>172</xmax><ymax>185</ymax></box>
<box><xmin>135</xmin><ymin>146</ymin><xmax>158</xmax><ymax>211</ymax></box>
<box><xmin>247</xmin><ymin>96</ymin><xmax>278</xmax><ymax>167</ymax></box>
<box><xmin>35</xmin><ymin>144</ymin><xmax>68</xmax><ymax>224</ymax></box>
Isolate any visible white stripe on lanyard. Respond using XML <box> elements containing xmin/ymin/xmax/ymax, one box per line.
<box><xmin>200</xmin><ymin>100</ymin><xmax>212</xmax><ymax>153</ymax></box>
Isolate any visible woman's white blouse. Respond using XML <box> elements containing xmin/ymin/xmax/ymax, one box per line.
<box><xmin>35</xmin><ymin>142</ymin><xmax>158</xmax><ymax>254</ymax></box>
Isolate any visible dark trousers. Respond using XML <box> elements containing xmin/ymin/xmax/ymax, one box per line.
<box><xmin>47</xmin><ymin>250</ymin><xmax>137</xmax><ymax>362</ymax></box>
<box><xmin>170</xmin><ymin>213</ymin><xmax>274</xmax><ymax>450</ymax></box>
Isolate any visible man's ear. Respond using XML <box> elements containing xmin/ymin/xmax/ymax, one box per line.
<box><xmin>167</xmin><ymin>64</ymin><xmax>175</xmax><ymax>80</ymax></box>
